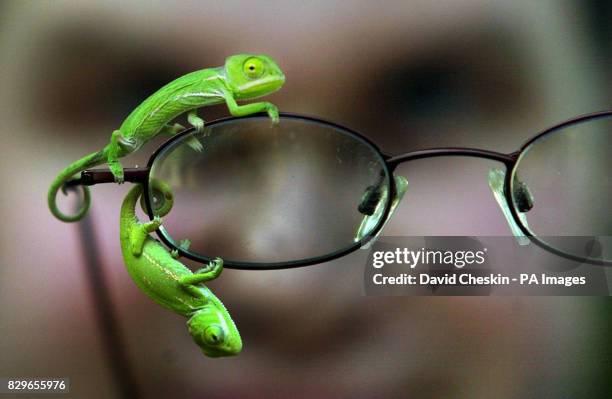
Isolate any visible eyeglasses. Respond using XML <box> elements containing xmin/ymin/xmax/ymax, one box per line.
<box><xmin>69</xmin><ymin>111</ymin><xmax>612</xmax><ymax>268</ymax></box>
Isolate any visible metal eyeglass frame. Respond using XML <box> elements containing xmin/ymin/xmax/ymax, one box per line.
<box><xmin>67</xmin><ymin>110</ymin><xmax>612</xmax><ymax>269</ymax></box>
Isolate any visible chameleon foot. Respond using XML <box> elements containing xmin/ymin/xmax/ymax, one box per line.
<box><xmin>109</xmin><ymin>160</ymin><xmax>125</xmax><ymax>184</ymax></box>
<box><xmin>142</xmin><ymin>216</ymin><xmax>162</xmax><ymax>233</ymax></box>
<box><xmin>186</xmin><ymin>137</ymin><xmax>204</xmax><ymax>152</ymax></box>
<box><xmin>179</xmin><ymin>257</ymin><xmax>223</xmax><ymax>285</ymax></box>
<box><xmin>188</xmin><ymin>110</ymin><xmax>205</xmax><ymax>131</ymax></box>
<box><xmin>267</xmin><ymin>104</ymin><xmax>280</xmax><ymax>124</ymax></box>
<box><xmin>186</xmin><ymin>111</ymin><xmax>205</xmax><ymax>152</ymax></box>
<box><xmin>195</xmin><ymin>257</ymin><xmax>223</xmax><ymax>275</ymax></box>
<box><xmin>171</xmin><ymin>239</ymin><xmax>192</xmax><ymax>259</ymax></box>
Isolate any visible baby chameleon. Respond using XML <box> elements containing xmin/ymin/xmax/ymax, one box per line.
<box><xmin>120</xmin><ymin>180</ymin><xmax>242</xmax><ymax>357</ymax></box>
<box><xmin>49</xmin><ymin>54</ymin><xmax>285</xmax><ymax>222</ymax></box>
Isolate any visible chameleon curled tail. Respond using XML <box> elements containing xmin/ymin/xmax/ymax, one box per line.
<box><xmin>48</xmin><ymin>150</ymin><xmax>107</xmax><ymax>222</ymax></box>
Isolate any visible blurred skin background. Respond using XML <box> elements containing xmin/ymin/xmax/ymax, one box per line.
<box><xmin>0</xmin><ymin>1</ymin><xmax>611</xmax><ymax>398</ymax></box>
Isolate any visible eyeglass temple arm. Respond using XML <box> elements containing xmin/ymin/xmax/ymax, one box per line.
<box><xmin>64</xmin><ymin>168</ymin><xmax>149</xmax><ymax>188</ymax></box>
<box><xmin>355</xmin><ymin>175</ymin><xmax>409</xmax><ymax>245</ymax></box>
<box><xmin>487</xmin><ymin>168</ymin><xmax>533</xmax><ymax>246</ymax></box>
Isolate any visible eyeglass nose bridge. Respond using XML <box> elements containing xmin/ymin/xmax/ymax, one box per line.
<box><xmin>385</xmin><ymin>148</ymin><xmax>532</xmax><ymax>244</ymax></box>
<box><xmin>386</xmin><ymin>147</ymin><xmax>517</xmax><ymax>166</ymax></box>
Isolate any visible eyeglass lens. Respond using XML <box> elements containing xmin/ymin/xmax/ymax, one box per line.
<box><xmin>148</xmin><ymin>116</ymin><xmax>391</xmax><ymax>264</ymax></box>
<box><xmin>511</xmin><ymin>115</ymin><xmax>611</xmax><ymax>262</ymax></box>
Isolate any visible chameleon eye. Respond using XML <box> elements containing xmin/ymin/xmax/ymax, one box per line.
<box><xmin>243</xmin><ymin>57</ymin><xmax>264</xmax><ymax>79</ymax></box>
<box><xmin>203</xmin><ymin>325</ymin><xmax>225</xmax><ymax>346</ymax></box>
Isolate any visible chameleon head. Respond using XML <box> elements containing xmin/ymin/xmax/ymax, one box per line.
<box><xmin>224</xmin><ymin>54</ymin><xmax>285</xmax><ymax>100</ymax></box>
<box><xmin>187</xmin><ymin>302</ymin><xmax>242</xmax><ymax>357</ymax></box>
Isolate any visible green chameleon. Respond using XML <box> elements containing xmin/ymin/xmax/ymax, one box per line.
<box><xmin>49</xmin><ymin>53</ymin><xmax>285</xmax><ymax>222</ymax></box>
<box><xmin>120</xmin><ymin>180</ymin><xmax>242</xmax><ymax>357</ymax></box>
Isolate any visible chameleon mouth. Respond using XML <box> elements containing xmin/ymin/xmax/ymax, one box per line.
<box><xmin>239</xmin><ymin>74</ymin><xmax>285</xmax><ymax>94</ymax></box>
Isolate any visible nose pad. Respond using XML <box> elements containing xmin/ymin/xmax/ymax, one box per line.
<box><xmin>358</xmin><ymin>185</ymin><xmax>383</xmax><ymax>216</ymax></box>
<box><xmin>513</xmin><ymin>179</ymin><xmax>534</xmax><ymax>213</ymax></box>
<box><xmin>487</xmin><ymin>169</ymin><xmax>531</xmax><ymax>246</ymax></box>
<box><xmin>355</xmin><ymin>175</ymin><xmax>409</xmax><ymax>245</ymax></box>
